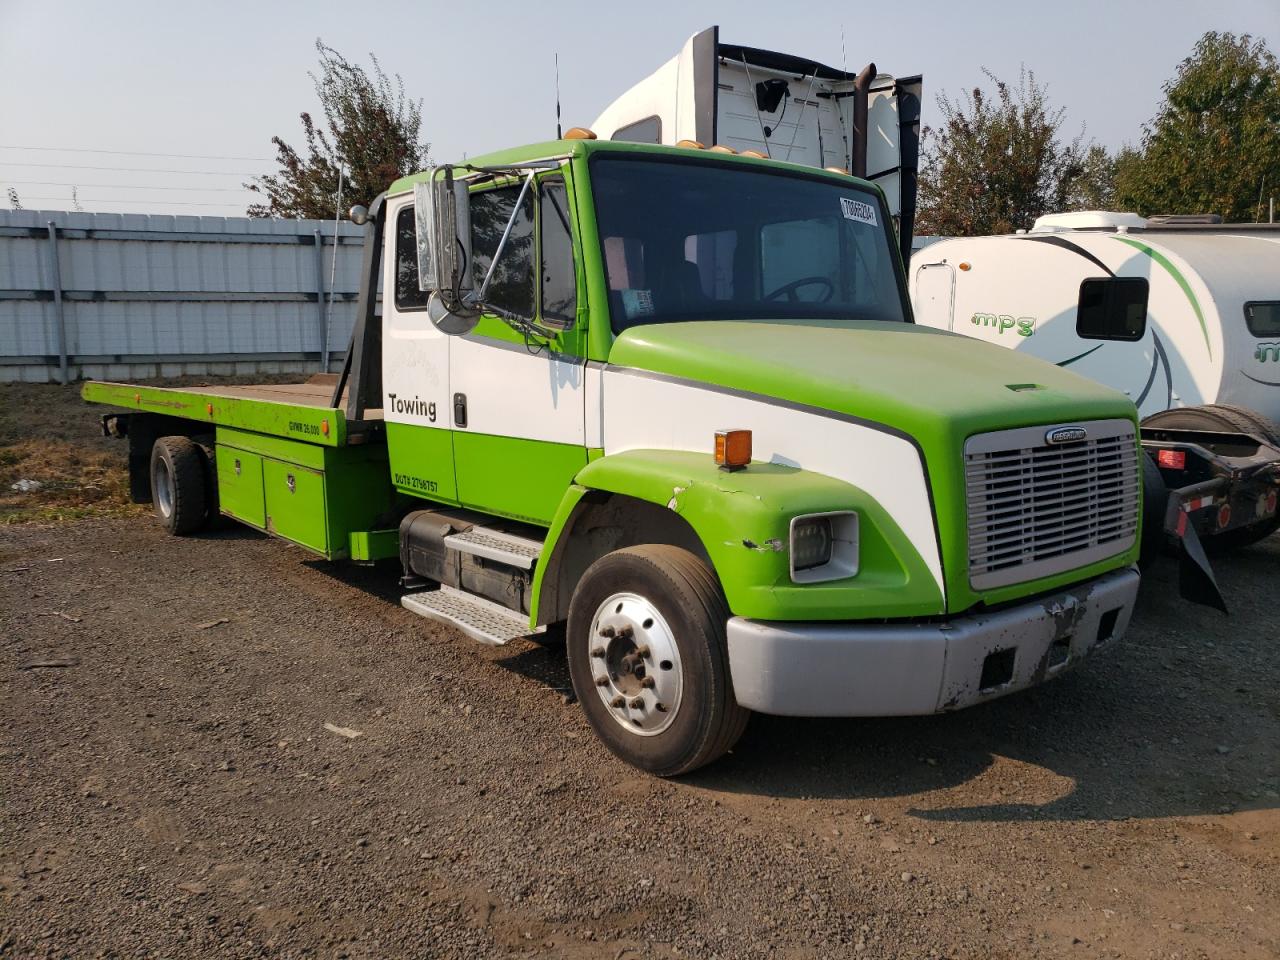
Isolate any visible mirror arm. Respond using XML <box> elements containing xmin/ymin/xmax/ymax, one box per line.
<box><xmin>468</xmin><ymin>170</ymin><xmax>537</xmax><ymax>306</ymax></box>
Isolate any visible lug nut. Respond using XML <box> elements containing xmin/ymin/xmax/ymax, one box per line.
<box><xmin>609</xmin><ymin>695</ymin><xmax>625</xmax><ymax>708</ymax></box>
<box><xmin>640</xmin><ymin>676</ymin><xmax>655</xmax><ymax>689</ymax></box>
<box><xmin>618</xmin><ymin>625</ymin><xmax>634</xmax><ymax>639</ymax></box>
<box><xmin>595</xmin><ymin>676</ymin><xmax>609</xmax><ymax>687</ymax></box>
<box><xmin>636</xmin><ymin>645</ymin><xmax>651</xmax><ymax>658</ymax></box>
<box><xmin>629</xmin><ymin>697</ymin><xmax>645</xmax><ymax>709</ymax></box>
<box><xmin>591</xmin><ymin>646</ymin><xmax>606</xmax><ymax>658</ymax></box>
<box><xmin>600</xmin><ymin>626</ymin><xmax>616</xmax><ymax>639</ymax></box>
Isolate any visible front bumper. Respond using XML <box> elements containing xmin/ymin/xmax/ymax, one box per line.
<box><xmin>726</xmin><ymin>566</ymin><xmax>1139</xmax><ymax>717</ymax></box>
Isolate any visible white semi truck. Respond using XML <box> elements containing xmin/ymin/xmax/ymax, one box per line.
<box><xmin>592</xmin><ymin>25</ymin><xmax>922</xmax><ymax>266</ymax></box>
<box><xmin>911</xmin><ymin>212</ymin><xmax>1280</xmax><ymax>556</ymax></box>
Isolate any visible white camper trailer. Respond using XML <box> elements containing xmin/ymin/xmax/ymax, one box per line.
<box><xmin>911</xmin><ymin>213</ymin><xmax>1280</xmax><ymax>553</ymax></box>
<box><xmin>593</xmin><ymin>26</ymin><xmax>922</xmax><ymax>264</ymax></box>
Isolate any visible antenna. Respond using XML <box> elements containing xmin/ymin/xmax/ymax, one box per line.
<box><xmin>555</xmin><ymin>53</ymin><xmax>563</xmax><ymax>139</ymax></box>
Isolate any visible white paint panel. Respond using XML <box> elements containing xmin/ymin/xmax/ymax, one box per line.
<box><xmin>382</xmin><ymin>198</ymin><xmax>450</xmax><ymax>430</ymax></box>
<box><xmin>600</xmin><ymin>369</ymin><xmax>944</xmax><ymax>592</ymax></box>
<box><xmin>450</xmin><ymin>336</ymin><xmax>586</xmax><ymax>445</ymax></box>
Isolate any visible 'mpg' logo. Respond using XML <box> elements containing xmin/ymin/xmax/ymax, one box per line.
<box><xmin>1255</xmin><ymin>342</ymin><xmax>1280</xmax><ymax>363</ymax></box>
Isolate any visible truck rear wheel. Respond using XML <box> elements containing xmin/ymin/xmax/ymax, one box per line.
<box><xmin>1142</xmin><ymin>404</ymin><xmax>1280</xmax><ymax>551</ymax></box>
<box><xmin>150</xmin><ymin>436</ymin><xmax>208</xmax><ymax>536</ymax></box>
<box><xmin>566</xmin><ymin>545</ymin><xmax>749</xmax><ymax>776</ymax></box>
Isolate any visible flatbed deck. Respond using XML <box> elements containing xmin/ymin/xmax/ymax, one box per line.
<box><xmin>81</xmin><ymin>375</ymin><xmax>383</xmax><ymax>447</ymax></box>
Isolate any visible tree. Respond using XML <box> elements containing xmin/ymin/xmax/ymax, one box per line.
<box><xmin>1113</xmin><ymin>33</ymin><xmax>1280</xmax><ymax>221</ymax></box>
<box><xmin>916</xmin><ymin>68</ymin><xmax>1091</xmax><ymax>236</ymax></box>
<box><xmin>246</xmin><ymin>40</ymin><xmax>429</xmax><ymax>219</ymax></box>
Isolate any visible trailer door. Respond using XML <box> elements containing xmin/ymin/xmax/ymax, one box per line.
<box><xmin>913</xmin><ymin>263</ymin><xmax>955</xmax><ymax>329</ymax></box>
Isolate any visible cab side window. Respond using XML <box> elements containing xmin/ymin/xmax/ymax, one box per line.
<box><xmin>471</xmin><ymin>186</ymin><xmax>535</xmax><ymax>319</ymax></box>
<box><xmin>394</xmin><ymin>205</ymin><xmax>429</xmax><ymax>310</ymax></box>
<box><xmin>539</xmin><ymin>177</ymin><xmax>576</xmax><ymax>325</ymax></box>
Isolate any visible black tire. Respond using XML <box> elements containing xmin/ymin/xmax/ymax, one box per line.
<box><xmin>1142</xmin><ymin>404</ymin><xmax>1280</xmax><ymax>551</ymax></box>
<box><xmin>195</xmin><ymin>441</ymin><xmax>224</xmax><ymax>530</ymax></box>
<box><xmin>566</xmin><ymin>545</ymin><xmax>749</xmax><ymax>776</ymax></box>
<box><xmin>149</xmin><ymin>436</ymin><xmax>208</xmax><ymax>535</ymax></box>
<box><xmin>1142</xmin><ymin>403</ymin><xmax>1280</xmax><ymax>442</ymax></box>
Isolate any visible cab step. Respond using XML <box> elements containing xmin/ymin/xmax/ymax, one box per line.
<box><xmin>401</xmin><ymin>586</ymin><xmax>542</xmax><ymax>646</ymax></box>
<box><xmin>442</xmin><ymin>527</ymin><xmax>543</xmax><ymax>569</ymax></box>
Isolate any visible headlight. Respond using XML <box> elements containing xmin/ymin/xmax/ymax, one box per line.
<box><xmin>789</xmin><ymin>511</ymin><xmax>859</xmax><ymax>583</ymax></box>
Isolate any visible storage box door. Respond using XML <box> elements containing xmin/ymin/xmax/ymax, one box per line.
<box><xmin>216</xmin><ymin>447</ymin><xmax>265</xmax><ymax>529</ymax></box>
<box><xmin>263</xmin><ymin>459</ymin><xmax>328</xmax><ymax>554</ymax></box>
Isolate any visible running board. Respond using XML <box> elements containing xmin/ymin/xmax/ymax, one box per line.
<box><xmin>401</xmin><ymin>586</ymin><xmax>542</xmax><ymax>646</ymax></box>
<box><xmin>443</xmin><ymin>527</ymin><xmax>543</xmax><ymax>570</ymax></box>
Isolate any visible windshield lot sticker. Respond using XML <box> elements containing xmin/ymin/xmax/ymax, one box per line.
<box><xmin>621</xmin><ymin>289</ymin><xmax>655</xmax><ymax>320</ymax></box>
<box><xmin>840</xmin><ymin>198</ymin><xmax>878</xmax><ymax>226</ymax></box>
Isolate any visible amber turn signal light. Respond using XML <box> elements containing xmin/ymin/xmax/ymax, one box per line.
<box><xmin>714</xmin><ymin>429</ymin><xmax>752</xmax><ymax>471</ymax></box>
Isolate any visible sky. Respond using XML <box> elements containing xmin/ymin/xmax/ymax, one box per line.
<box><xmin>1</xmin><ymin>0</ymin><xmax>1277</xmax><ymax>217</ymax></box>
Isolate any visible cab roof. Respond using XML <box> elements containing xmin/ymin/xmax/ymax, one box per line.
<box><xmin>386</xmin><ymin>137</ymin><xmax>881</xmax><ymax>197</ymax></box>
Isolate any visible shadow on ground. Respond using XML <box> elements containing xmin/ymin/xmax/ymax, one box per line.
<box><xmin>278</xmin><ymin>527</ymin><xmax>1280</xmax><ymax>826</ymax></box>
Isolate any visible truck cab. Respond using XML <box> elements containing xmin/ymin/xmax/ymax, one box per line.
<box><xmin>86</xmin><ymin>136</ymin><xmax>1144</xmax><ymax>776</ymax></box>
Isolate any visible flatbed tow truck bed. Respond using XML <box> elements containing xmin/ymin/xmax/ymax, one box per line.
<box><xmin>83</xmin><ymin>375</ymin><xmax>395</xmax><ymax>561</ymax></box>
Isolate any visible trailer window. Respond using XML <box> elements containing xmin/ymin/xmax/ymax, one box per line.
<box><xmin>1077</xmin><ymin>277</ymin><xmax>1147</xmax><ymax>341</ymax></box>
<box><xmin>394</xmin><ymin>205</ymin><xmax>430</xmax><ymax>310</ymax></box>
<box><xmin>1245</xmin><ymin>301</ymin><xmax>1280</xmax><ymax>337</ymax></box>
<box><xmin>471</xmin><ymin>185</ymin><xmax>536</xmax><ymax>320</ymax></box>
<box><xmin>539</xmin><ymin>177</ymin><xmax>576</xmax><ymax>325</ymax></box>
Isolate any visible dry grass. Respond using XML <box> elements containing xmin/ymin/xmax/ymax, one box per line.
<box><xmin>0</xmin><ymin>375</ymin><xmax>307</xmax><ymax>525</ymax></box>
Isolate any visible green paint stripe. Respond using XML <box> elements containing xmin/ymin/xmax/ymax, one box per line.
<box><xmin>1112</xmin><ymin>235</ymin><xmax>1212</xmax><ymax>360</ymax></box>
<box><xmin>1056</xmin><ymin>343</ymin><xmax>1104</xmax><ymax>367</ymax></box>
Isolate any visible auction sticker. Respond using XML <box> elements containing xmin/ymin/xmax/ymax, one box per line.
<box><xmin>840</xmin><ymin>197</ymin><xmax>878</xmax><ymax>226</ymax></box>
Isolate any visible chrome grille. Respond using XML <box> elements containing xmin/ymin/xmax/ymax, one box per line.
<box><xmin>965</xmin><ymin>419</ymin><xmax>1140</xmax><ymax>590</ymax></box>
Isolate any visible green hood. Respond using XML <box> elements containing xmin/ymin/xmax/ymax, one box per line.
<box><xmin>608</xmin><ymin>319</ymin><xmax>1139</xmax><ymax>611</ymax></box>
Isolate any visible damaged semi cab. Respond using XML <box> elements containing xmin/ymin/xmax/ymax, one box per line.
<box><xmin>84</xmin><ymin>137</ymin><xmax>1142</xmax><ymax>775</ymax></box>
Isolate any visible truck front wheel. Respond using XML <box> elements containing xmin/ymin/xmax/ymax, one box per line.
<box><xmin>150</xmin><ymin>436</ymin><xmax>208</xmax><ymax>535</ymax></box>
<box><xmin>566</xmin><ymin>545</ymin><xmax>749</xmax><ymax>776</ymax></box>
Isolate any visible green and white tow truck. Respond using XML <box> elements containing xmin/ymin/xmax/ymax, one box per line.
<box><xmin>84</xmin><ymin>134</ymin><xmax>1144</xmax><ymax>775</ymax></box>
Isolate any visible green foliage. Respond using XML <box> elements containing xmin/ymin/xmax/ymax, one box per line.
<box><xmin>247</xmin><ymin>40</ymin><xmax>429</xmax><ymax>219</ymax></box>
<box><xmin>916</xmin><ymin>68</ymin><xmax>1092</xmax><ymax>236</ymax></box>
<box><xmin>1114</xmin><ymin>32</ymin><xmax>1280</xmax><ymax>221</ymax></box>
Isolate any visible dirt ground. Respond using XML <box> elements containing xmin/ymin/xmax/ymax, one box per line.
<box><xmin>1</xmin><ymin>385</ymin><xmax>1277</xmax><ymax>959</ymax></box>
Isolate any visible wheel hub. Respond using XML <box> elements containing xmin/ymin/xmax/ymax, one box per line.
<box><xmin>588</xmin><ymin>592</ymin><xmax>682</xmax><ymax>736</ymax></box>
<box><xmin>152</xmin><ymin>457</ymin><xmax>174</xmax><ymax>518</ymax></box>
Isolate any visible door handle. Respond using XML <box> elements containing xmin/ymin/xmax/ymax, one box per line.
<box><xmin>453</xmin><ymin>392</ymin><xmax>468</xmax><ymax>429</ymax></box>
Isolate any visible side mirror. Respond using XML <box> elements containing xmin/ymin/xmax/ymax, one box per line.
<box><xmin>347</xmin><ymin>204</ymin><xmax>369</xmax><ymax>225</ymax></box>
<box><xmin>414</xmin><ymin>170</ymin><xmax>473</xmax><ymax>296</ymax></box>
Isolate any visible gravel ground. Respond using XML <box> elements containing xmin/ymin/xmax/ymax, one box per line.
<box><xmin>1</xmin><ymin>515</ymin><xmax>1277</xmax><ymax>959</ymax></box>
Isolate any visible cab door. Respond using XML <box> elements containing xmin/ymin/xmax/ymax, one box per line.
<box><xmin>449</xmin><ymin>172</ymin><xmax>588</xmax><ymax>526</ymax></box>
<box><xmin>382</xmin><ymin>196</ymin><xmax>458</xmax><ymax>503</ymax></box>
<box><xmin>912</xmin><ymin>262</ymin><xmax>955</xmax><ymax>330</ymax></box>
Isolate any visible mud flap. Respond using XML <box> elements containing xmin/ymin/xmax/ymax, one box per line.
<box><xmin>1175</xmin><ymin>518</ymin><xmax>1228</xmax><ymax>614</ymax></box>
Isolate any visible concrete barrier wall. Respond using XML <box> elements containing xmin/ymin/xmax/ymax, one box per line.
<box><xmin>0</xmin><ymin>210</ymin><xmax>373</xmax><ymax>383</ymax></box>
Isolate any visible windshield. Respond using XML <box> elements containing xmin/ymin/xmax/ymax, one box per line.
<box><xmin>590</xmin><ymin>155</ymin><xmax>906</xmax><ymax>333</ymax></box>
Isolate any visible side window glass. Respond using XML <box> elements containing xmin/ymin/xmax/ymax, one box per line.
<box><xmin>1077</xmin><ymin>277</ymin><xmax>1148</xmax><ymax>341</ymax></box>
<box><xmin>1245</xmin><ymin>301</ymin><xmax>1280</xmax><ymax>337</ymax></box>
<box><xmin>539</xmin><ymin>178</ymin><xmax>576</xmax><ymax>325</ymax></box>
<box><xmin>611</xmin><ymin>116</ymin><xmax>662</xmax><ymax>144</ymax></box>
<box><xmin>395</xmin><ymin>205</ymin><xmax>429</xmax><ymax>310</ymax></box>
<box><xmin>470</xmin><ymin>185</ymin><xmax>535</xmax><ymax>319</ymax></box>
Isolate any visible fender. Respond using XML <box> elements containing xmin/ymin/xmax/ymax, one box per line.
<box><xmin>531</xmin><ymin>449</ymin><xmax>944</xmax><ymax>625</ymax></box>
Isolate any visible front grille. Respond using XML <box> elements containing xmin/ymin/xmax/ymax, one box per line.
<box><xmin>965</xmin><ymin>419</ymin><xmax>1140</xmax><ymax>590</ymax></box>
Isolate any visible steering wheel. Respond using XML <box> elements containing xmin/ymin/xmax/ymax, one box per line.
<box><xmin>764</xmin><ymin>275</ymin><xmax>835</xmax><ymax>304</ymax></box>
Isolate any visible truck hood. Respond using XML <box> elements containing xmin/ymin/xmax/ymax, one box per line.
<box><xmin>608</xmin><ymin>319</ymin><xmax>1140</xmax><ymax>613</ymax></box>
<box><xmin>608</xmin><ymin>319</ymin><xmax>1136</xmax><ymax>439</ymax></box>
